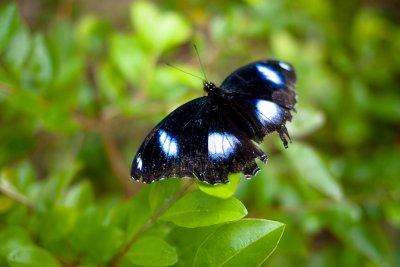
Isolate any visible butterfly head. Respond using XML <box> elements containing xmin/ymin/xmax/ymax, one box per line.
<box><xmin>203</xmin><ymin>81</ymin><xmax>218</xmax><ymax>94</ymax></box>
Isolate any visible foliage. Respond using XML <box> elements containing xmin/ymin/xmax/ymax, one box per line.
<box><xmin>0</xmin><ymin>1</ymin><xmax>399</xmax><ymax>267</ymax></box>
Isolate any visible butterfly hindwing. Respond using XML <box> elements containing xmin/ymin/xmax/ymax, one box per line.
<box><xmin>221</xmin><ymin>60</ymin><xmax>296</xmax><ymax>109</ymax></box>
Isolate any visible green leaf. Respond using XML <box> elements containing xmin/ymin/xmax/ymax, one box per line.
<box><xmin>167</xmin><ymin>225</ymin><xmax>219</xmax><ymax>267</ymax></box>
<box><xmin>110</xmin><ymin>34</ymin><xmax>148</xmax><ymax>83</ymax></box>
<box><xmin>126</xmin><ymin>236</ymin><xmax>178</xmax><ymax>266</ymax></box>
<box><xmin>193</xmin><ymin>219</ymin><xmax>285</xmax><ymax>267</ymax></box>
<box><xmin>0</xmin><ymin>4</ymin><xmax>18</xmax><ymax>52</ymax></box>
<box><xmin>130</xmin><ymin>1</ymin><xmax>191</xmax><ymax>54</ymax></box>
<box><xmin>0</xmin><ymin>227</ymin><xmax>34</xmax><ymax>265</ymax></box>
<box><xmin>287</xmin><ymin>104</ymin><xmax>325</xmax><ymax>138</ymax></box>
<box><xmin>3</xmin><ymin>14</ymin><xmax>30</xmax><ymax>76</ymax></box>
<box><xmin>83</xmin><ymin>226</ymin><xmax>124</xmax><ymax>263</ymax></box>
<box><xmin>26</xmin><ymin>34</ymin><xmax>54</xmax><ymax>87</ymax></box>
<box><xmin>160</xmin><ymin>190</ymin><xmax>247</xmax><ymax>228</ymax></box>
<box><xmin>62</xmin><ymin>180</ymin><xmax>94</xmax><ymax>210</ymax></box>
<box><xmin>286</xmin><ymin>142</ymin><xmax>343</xmax><ymax>200</ymax></box>
<box><xmin>149</xmin><ymin>179</ymin><xmax>181</xmax><ymax>212</ymax></box>
<box><xmin>198</xmin><ymin>173</ymin><xmax>241</xmax><ymax>199</ymax></box>
<box><xmin>33</xmin><ymin>205</ymin><xmax>78</xmax><ymax>244</ymax></box>
<box><xmin>7</xmin><ymin>246</ymin><xmax>62</xmax><ymax>267</ymax></box>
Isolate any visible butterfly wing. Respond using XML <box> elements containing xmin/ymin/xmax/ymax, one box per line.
<box><xmin>131</xmin><ymin>97</ymin><xmax>267</xmax><ymax>184</ymax></box>
<box><xmin>220</xmin><ymin>60</ymin><xmax>296</xmax><ymax>147</ymax></box>
<box><xmin>220</xmin><ymin>60</ymin><xmax>297</xmax><ymax>109</ymax></box>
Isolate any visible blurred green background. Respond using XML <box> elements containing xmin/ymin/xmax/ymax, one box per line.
<box><xmin>0</xmin><ymin>0</ymin><xmax>399</xmax><ymax>266</ymax></box>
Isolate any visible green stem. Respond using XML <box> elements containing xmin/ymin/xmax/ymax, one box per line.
<box><xmin>110</xmin><ymin>181</ymin><xmax>193</xmax><ymax>267</ymax></box>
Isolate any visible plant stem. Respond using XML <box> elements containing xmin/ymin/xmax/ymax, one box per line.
<box><xmin>110</xmin><ymin>181</ymin><xmax>193</xmax><ymax>267</ymax></box>
<box><xmin>0</xmin><ymin>178</ymin><xmax>34</xmax><ymax>209</ymax></box>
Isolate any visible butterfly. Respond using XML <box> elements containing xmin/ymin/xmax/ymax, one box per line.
<box><xmin>131</xmin><ymin>60</ymin><xmax>296</xmax><ymax>184</ymax></box>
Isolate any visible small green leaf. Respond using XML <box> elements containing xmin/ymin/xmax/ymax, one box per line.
<box><xmin>126</xmin><ymin>236</ymin><xmax>178</xmax><ymax>266</ymax></box>
<box><xmin>130</xmin><ymin>1</ymin><xmax>191</xmax><ymax>54</ymax></box>
<box><xmin>193</xmin><ymin>219</ymin><xmax>285</xmax><ymax>267</ymax></box>
<box><xmin>3</xmin><ymin>17</ymin><xmax>30</xmax><ymax>75</ymax></box>
<box><xmin>160</xmin><ymin>190</ymin><xmax>247</xmax><ymax>228</ymax></box>
<box><xmin>286</xmin><ymin>142</ymin><xmax>343</xmax><ymax>200</ymax></box>
<box><xmin>7</xmin><ymin>246</ymin><xmax>62</xmax><ymax>267</ymax></box>
<box><xmin>26</xmin><ymin>34</ymin><xmax>54</xmax><ymax>86</ymax></box>
<box><xmin>62</xmin><ymin>180</ymin><xmax>94</xmax><ymax>210</ymax></box>
<box><xmin>198</xmin><ymin>173</ymin><xmax>241</xmax><ymax>199</ymax></box>
<box><xmin>0</xmin><ymin>4</ymin><xmax>18</xmax><ymax>52</ymax></box>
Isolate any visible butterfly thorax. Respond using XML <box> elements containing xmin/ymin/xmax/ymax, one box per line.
<box><xmin>203</xmin><ymin>81</ymin><xmax>219</xmax><ymax>95</ymax></box>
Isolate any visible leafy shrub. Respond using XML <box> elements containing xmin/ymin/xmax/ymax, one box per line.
<box><xmin>0</xmin><ymin>1</ymin><xmax>399</xmax><ymax>266</ymax></box>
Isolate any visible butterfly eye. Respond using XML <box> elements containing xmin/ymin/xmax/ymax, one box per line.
<box><xmin>256</xmin><ymin>65</ymin><xmax>283</xmax><ymax>87</ymax></box>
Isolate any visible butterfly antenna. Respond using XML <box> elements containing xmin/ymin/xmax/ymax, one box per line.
<box><xmin>193</xmin><ymin>44</ymin><xmax>208</xmax><ymax>81</ymax></box>
<box><xmin>165</xmin><ymin>63</ymin><xmax>204</xmax><ymax>81</ymax></box>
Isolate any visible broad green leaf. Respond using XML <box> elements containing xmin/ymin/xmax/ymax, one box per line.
<box><xmin>160</xmin><ymin>190</ymin><xmax>247</xmax><ymax>228</ymax></box>
<box><xmin>110</xmin><ymin>34</ymin><xmax>148</xmax><ymax>83</ymax></box>
<box><xmin>7</xmin><ymin>246</ymin><xmax>62</xmax><ymax>267</ymax></box>
<box><xmin>193</xmin><ymin>219</ymin><xmax>285</xmax><ymax>267</ymax></box>
<box><xmin>33</xmin><ymin>205</ymin><xmax>78</xmax><ymax>245</ymax></box>
<box><xmin>130</xmin><ymin>1</ymin><xmax>191</xmax><ymax>54</ymax></box>
<box><xmin>198</xmin><ymin>173</ymin><xmax>241</xmax><ymax>199</ymax></box>
<box><xmin>286</xmin><ymin>142</ymin><xmax>343</xmax><ymax>200</ymax></box>
<box><xmin>0</xmin><ymin>227</ymin><xmax>34</xmax><ymax>265</ymax></box>
<box><xmin>149</xmin><ymin>179</ymin><xmax>181</xmax><ymax>212</ymax></box>
<box><xmin>126</xmin><ymin>236</ymin><xmax>177</xmax><ymax>266</ymax></box>
<box><xmin>167</xmin><ymin>225</ymin><xmax>219</xmax><ymax>267</ymax></box>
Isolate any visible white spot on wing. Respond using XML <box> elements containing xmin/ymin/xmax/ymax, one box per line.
<box><xmin>255</xmin><ymin>100</ymin><xmax>282</xmax><ymax>123</ymax></box>
<box><xmin>279</xmin><ymin>62</ymin><xmax>291</xmax><ymax>71</ymax></box>
<box><xmin>208</xmin><ymin>132</ymin><xmax>239</xmax><ymax>159</ymax></box>
<box><xmin>159</xmin><ymin>129</ymin><xmax>178</xmax><ymax>157</ymax></box>
<box><xmin>136</xmin><ymin>157</ymin><xmax>143</xmax><ymax>171</ymax></box>
<box><xmin>256</xmin><ymin>65</ymin><xmax>283</xmax><ymax>86</ymax></box>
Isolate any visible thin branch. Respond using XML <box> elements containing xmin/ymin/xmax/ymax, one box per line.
<box><xmin>101</xmin><ymin>129</ymin><xmax>135</xmax><ymax>196</ymax></box>
<box><xmin>0</xmin><ymin>178</ymin><xmax>35</xmax><ymax>209</ymax></box>
<box><xmin>110</xmin><ymin>181</ymin><xmax>194</xmax><ymax>267</ymax></box>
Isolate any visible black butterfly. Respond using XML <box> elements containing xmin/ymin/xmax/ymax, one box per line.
<box><xmin>131</xmin><ymin>60</ymin><xmax>296</xmax><ymax>184</ymax></box>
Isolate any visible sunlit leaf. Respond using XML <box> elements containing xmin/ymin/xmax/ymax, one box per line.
<box><xmin>193</xmin><ymin>219</ymin><xmax>285</xmax><ymax>267</ymax></box>
<box><xmin>130</xmin><ymin>1</ymin><xmax>191</xmax><ymax>54</ymax></box>
<box><xmin>7</xmin><ymin>246</ymin><xmax>62</xmax><ymax>267</ymax></box>
<box><xmin>198</xmin><ymin>173</ymin><xmax>241</xmax><ymax>199</ymax></box>
<box><xmin>160</xmin><ymin>190</ymin><xmax>247</xmax><ymax>228</ymax></box>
